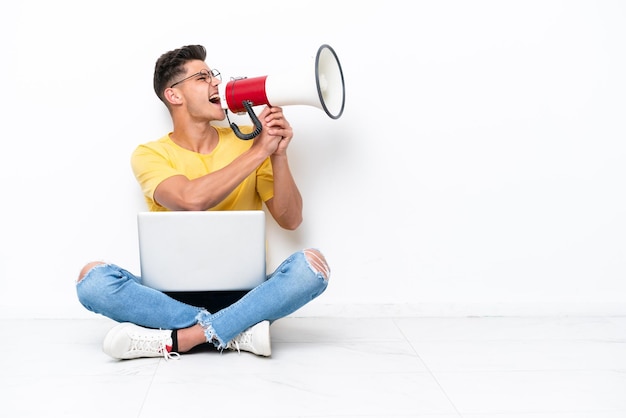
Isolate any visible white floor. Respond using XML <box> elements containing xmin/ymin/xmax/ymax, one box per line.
<box><xmin>2</xmin><ymin>316</ymin><xmax>626</xmax><ymax>417</ymax></box>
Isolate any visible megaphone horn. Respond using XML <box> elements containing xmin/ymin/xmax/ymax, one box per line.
<box><xmin>219</xmin><ymin>44</ymin><xmax>345</xmax><ymax>140</ymax></box>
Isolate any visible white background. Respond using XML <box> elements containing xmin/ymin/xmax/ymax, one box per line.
<box><xmin>1</xmin><ymin>0</ymin><xmax>624</xmax><ymax>318</ymax></box>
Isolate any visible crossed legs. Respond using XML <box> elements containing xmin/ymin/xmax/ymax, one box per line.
<box><xmin>77</xmin><ymin>248</ymin><xmax>330</xmax><ymax>356</ymax></box>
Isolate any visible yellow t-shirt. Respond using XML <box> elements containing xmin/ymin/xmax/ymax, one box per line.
<box><xmin>131</xmin><ymin>126</ymin><xmax>274</xmax><ymax>212</ymax></box>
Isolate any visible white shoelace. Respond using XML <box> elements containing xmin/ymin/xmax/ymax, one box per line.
<box><xmin>128</xmin><ymin>335</ymin><xmax>180</xmax><ymax>361</ymax></box>
<box><xmin>162</xmin><ymin>345</ymin><xmax>181</xmax><ymax>361</ymax></box>
<box><xmin>227</xmin><ymin>330</ymin><xmax>253</xmax><ymax>354</ymax></box>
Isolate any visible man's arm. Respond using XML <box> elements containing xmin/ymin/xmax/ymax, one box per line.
<box><xmin>154</xmin><ymin>106</ymin><xmax>294</xmax><ymax>214</ymax></box>
<box><xmin>265</xmin><ymin>152</ymin><xmax>303</xmax><ymax>230</ymax></box>
<box><xmin>261</xmin><ymin>107</ymin><xmax>303</xmax><ymax>230</ymax></box>
<box><xmin>154</xmin><ymin>148</ymin><xmax>267</xmax><ymax>211</ymax></box>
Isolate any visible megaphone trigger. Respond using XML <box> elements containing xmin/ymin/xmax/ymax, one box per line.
<box><xmin>219</xmin><ymin>44</ymin><xmax>345</xmax><ymax>140</ymax></box>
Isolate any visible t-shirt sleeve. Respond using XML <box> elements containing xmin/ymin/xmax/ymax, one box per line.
<box><xmin>130</xmin><ymin>143</ymin><xmax>183</xmax><ymax>205</ymax></box>
<box><xmin>256</xmin><ymin>157</ymin><xmax>274</xmax><ymax>202</ymax></box>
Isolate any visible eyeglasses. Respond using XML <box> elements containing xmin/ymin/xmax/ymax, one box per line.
<box><xmin>169</xmin><ymin>68</ymin><xmax>221</xmax><ymax>88</ymax></box>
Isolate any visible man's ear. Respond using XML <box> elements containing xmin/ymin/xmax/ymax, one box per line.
<box><xmin>164</xmin><ymin>88</ymin><xmax>182</xmax><ymax>105</ymax></box>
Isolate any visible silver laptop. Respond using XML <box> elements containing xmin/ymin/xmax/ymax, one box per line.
<box><xmin>137</xmin><ymin>210</ymin><xmax>267</xmax><ymax>291</ymax></box>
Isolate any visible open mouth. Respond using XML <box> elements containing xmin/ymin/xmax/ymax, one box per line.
<box><xmin>209</xmin><ymin>94</ymin><xmax>221</xmax><ymax>104</ymax></box>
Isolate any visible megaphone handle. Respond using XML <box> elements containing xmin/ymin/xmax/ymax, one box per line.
<box><xmin>229</xmin><ymin>100</ymin><xmax>263</xmax><ymax>140</ymax></box>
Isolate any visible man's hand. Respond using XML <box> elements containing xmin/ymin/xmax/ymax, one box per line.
<box><xmin>252</xmin><ymin>106</ymin><xmax>293</xmax><ymax>157</ymax></box>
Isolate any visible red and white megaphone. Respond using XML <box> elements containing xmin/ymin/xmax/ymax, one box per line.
<box><xmin>218</xmin><ymin>44</ymin><xmax>345</xmax><ymax>139</ymax></box>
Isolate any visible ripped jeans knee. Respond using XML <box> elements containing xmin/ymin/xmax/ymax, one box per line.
<box><xmin>195</xmin><ymin>248</ymin><xmax>330</xmax><ymax>346</ymax></box>
<box><xmin>303</xmin><ymin>248</ymin><xmax>331</xmax><ymax>281</ymax></box>
<box><xmin>77</xmin><ymin>261</ymin><xmax>106</xmax><ymax>283</ymax></box>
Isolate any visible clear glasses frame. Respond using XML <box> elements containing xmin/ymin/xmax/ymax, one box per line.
<box><xmin>169</xmin><ymin>68</ymin><xmax>221</xmax><ymax>88</ymax></box>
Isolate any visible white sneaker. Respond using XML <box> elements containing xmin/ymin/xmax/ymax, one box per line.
<box><xmin>226</xmin><ymin>320</ymin><xmax>271</xmax><ymax>357</ymax></box>
<box><xmin>103</xmin><ymin>322</ymin><xmax>180</xmax><ymax>360</ymax></box>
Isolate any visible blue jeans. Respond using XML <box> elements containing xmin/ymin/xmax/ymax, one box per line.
<box><xmin>76</xmin><ymin>250</ymin><xmax>329</xmax><ymax>348</ymax></box>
